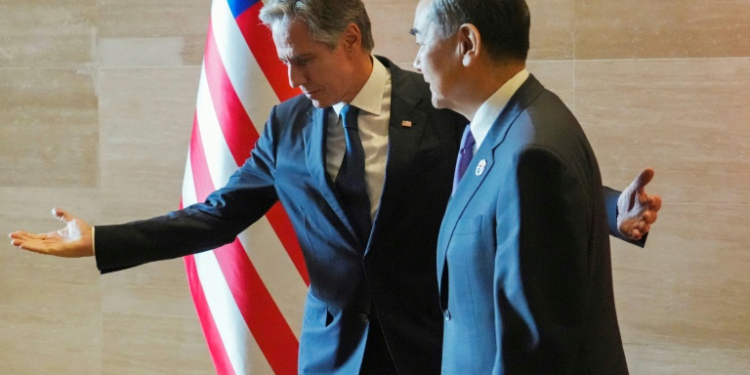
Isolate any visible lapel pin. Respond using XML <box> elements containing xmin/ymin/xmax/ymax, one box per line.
<box><xmin>401</xmin><ymin>120</ymin><xmax>413</xmax><ymax>128</ymax></box>
<box><xmin>475</xmin><ymin>159</ymin><xmax>487</xmax><ymax>176</ymax></box>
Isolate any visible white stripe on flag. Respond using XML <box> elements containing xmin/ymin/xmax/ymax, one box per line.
<box><xmin>211</xmin><ymin>0</ymin><xmax>280</xmax><ymax>132</ymax></box>
<box><xmin>194</xmin><ymin>250</ymin><xmax>275</xmax><ymax>375</ymax></box>
<box><xmin>182</xmin><ymin>150</ymin><xmax>198</xmax><ymax>206</ymax></box>
<box><xmin>196</xmin><ymin>65</ymin><xmax>242</xmax><ymax>187</ymax></box>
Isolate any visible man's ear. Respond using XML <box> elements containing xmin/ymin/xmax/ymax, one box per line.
<box><xmin>457</xmin><ymin>24</ymin><xmax>481</xmax><ymax>67</ymax></box>
<box><xmin>342</xmin><ymin>23</ymin><xmax>362</xmax><ymax>51</ymax></box>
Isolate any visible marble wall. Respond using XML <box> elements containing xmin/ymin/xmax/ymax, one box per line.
<box><xmin>0</xmin><ymin>0</ymin><xmax>748</xmax><ymax>374</ymax></box>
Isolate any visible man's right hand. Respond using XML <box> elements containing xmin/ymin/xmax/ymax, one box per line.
<box><xmin>9</xmin><ymin>208</ymin><xmax>94</xmax><ymax>258</ymax></box>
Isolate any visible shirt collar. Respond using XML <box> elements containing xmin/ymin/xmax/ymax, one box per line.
<box><xmin>333</xmin><ymin>56</ymin><xmax>388</xmax><ymax>116</ymax></box>
<box><xmin>470</xmin><ymin>69</ymin><xmax>530</xmax><ymax>150</ymax></box>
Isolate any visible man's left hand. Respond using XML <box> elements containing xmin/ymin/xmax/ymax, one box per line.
<box><xmin>617</xmin><ymin>168</ymin><xmax>662</xmax><ymax>241</ymax></box>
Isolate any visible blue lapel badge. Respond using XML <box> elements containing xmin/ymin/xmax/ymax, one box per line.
<box><xmin>475</xmin><ymin>159</ymin><xmax>487</xmax><ymax>176</ymax></box>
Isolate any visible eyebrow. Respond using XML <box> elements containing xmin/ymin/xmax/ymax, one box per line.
<box><xmin>280</xmin><ymin>53</ymin><xmax>313</xmax><ymax>64</ymax></box>
<box><xmin>409</xmin><ymin>28</ymin><xmax>419</xmax><ymax>36</ymax></box>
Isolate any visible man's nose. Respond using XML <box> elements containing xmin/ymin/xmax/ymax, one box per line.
<box><xmin>288</xmin><ymin>64</ymin><xmax>306</xmax><ymax>88</ymax></box>
<box><xmin>413</xmin><ymin>55</ymin><xmax>422</xmax><ymax>73</ymax></box>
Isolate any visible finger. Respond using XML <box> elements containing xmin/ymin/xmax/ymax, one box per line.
<box><xmin>9</xmin><ymin>231</ymin><xmax>46</xmax><ymax>241</ymax></box>
<box><xmin>51</xmin><ymin>207</ymin><xmax>75</xmax><ymax>223</ymax></box>
<box><xmin>633</xmin><ymin>168</ymin><xmax>655</xmax><ymax>194</ymax></box>
<box><xmin>642</xmin><ymin>211</ymin><xmax>658</xmax><ymax>224</ymax></box>
<box><xmin>630</xmin><ymin>228</ymin><xmax>642</xmax><ymax>241</ymax></box>
<box><xmin>649</xmin><ymin>195</ymin><xmax>662</xmax><ymax>211</ymax></box>
<box><xmin>15</xmin><ymin>241</ymin><xmax>52</xmax><ymax>254</ymax></box>
<box><xmin>640</xmin><ymin>222</ymin><xmax>650</xmax><ymax>235</ymax></box>
<box><xmin>13</xmin><ymin>241</ymin><xmax>48</xmax><ymax>254</ymax></box>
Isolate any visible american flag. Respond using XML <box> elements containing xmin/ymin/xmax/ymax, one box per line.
<box><xmin>179</xmin><ymin>0</ymin><xmax>308</xmax><ymax>374</ymax></box>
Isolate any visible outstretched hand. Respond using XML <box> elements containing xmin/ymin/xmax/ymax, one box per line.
<box><xmin>9</xmin><ymin>208</ymin><xmax>94</xmax><ymax>258</ymax></box>
<box><xmin>617</xmin><ymin>168</ymin><xmax>662</xmax><ymax>241</ymax></box>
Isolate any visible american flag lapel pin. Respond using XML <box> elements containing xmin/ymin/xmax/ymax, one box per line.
<box><xmin>401</xmin><ymin>120</ymin><xmax>413</xmax><ymax>128</ymax></box>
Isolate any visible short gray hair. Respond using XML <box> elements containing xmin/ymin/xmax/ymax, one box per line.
<box><xmin>429</xmin><ymin>0</ymin><xmax>530</xmax><ymax>61</ymax></box>
<box><xmin>259</xmin><ymin>0</ymin><xmax>375</xmax><ymax>52</ymax></box>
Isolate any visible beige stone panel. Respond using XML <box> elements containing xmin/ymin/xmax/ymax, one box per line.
<box><xmin>98</xmin><ymin>67</ymin><xmax>198</xmax><ymax>223</ymax></box>
<box><xmin>611</xmin><ymin>204</ymin><xmax>750</xmax><ymax>350</ymax></box>
<box><xmin>102</xmin><ymin>259</ymin><xmax>196</xmax><ymax>317</ymax></box>
<box><xmin>97</xmin><ymin>0</ymin><xmax>210</xmax><ymax>66</ymax></box>
<box><xmin>576</xmin><ymin>0</ymin><xmax>750</xmax><ymax>59</ymax></box>
<box><xmin>0</xmin><ymin>188</ymin><xmax>102</xmax><ymax>375</ymax></box>
<box><xmin>367</xmin><ymin>0</ymin><xmax>420</xmax><ymax>67</ymax></box>
<box><xmin>624</xmin><ymin>344</ymin><xmax>750</xmax><ymax>375</ymax></box>
<box><xmin>526</xmin><ymin>60</ymin><xmax>575</xmax><ymax>109</ymax></box>
<box><xmin>575</xmin><ymin>58</ymin><xmax>750</xmax><ymax>174</ymax></box>
<box><xmin>601</xmin><ymin>166</ymin><xmax>750</xmax><ymax>205</ymax></box>
<box><xmin>103</xmin><ymin>313</ymin><xmax>213</xmax><ymax>375</ymax></box>
<box><xmin>99</xmin><ymin>37</ymin><xmax>187</xmax><ymax>68</ymax></box>
<box><xmin>0</xmin><ymin>68</ymin><xmax>98</xmax><ymax>188</ymax></box>
<box><xmin>527</xmin><ymin>0</ymin><xmax>575</xmax><ymax>60</ymax></box>
<box><xmin>0</xmin><ymin>0</ymin><xmax>96</xmax><ymax>68</ymax></box>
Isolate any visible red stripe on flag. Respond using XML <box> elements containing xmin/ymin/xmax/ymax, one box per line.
<box><xmin>214</xmin><ymin>240</ymin><xmax>300</xmax><ymax>375</ymax></box>
<box><xmin>185</xmin><ymin>254</ymin><xmax>239</xmax><ymax>375</ymax></box>
<box><xmin>189</xmin><ymin>114</ymin><xmax>217</xmax><ymax>202</ymax></box>
<box><xmin>236</xmin><ymin>2</ymin><xmax>301</xmax><ymax>101</ymax></box>
<box><xmin>204</xmin><ymin>20</ymin><xmax>258</xmax><ymax>167</ymax></box>
<box><xmin>203</xmin><ymin>18</ymin><xmax>309</xmax><ymax>286</ymax></box>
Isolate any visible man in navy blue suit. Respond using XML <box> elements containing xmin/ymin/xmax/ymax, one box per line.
<box><xmin>11</xmin><ymin>0</ymin><xmax>659</xmax><ymax>373</ymax></box>
<box><xmin>411</xmin><ymin>0</ymin><xmax>660</xmax><ymax>373</ymax></box>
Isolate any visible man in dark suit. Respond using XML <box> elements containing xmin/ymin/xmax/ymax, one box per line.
<box><xmin>10</xmin><ymin>0</ymin><xmax>659</xmax><ymax>374</ymax></box>
<box><xmin>410</xmin><ymin>0</ymin><xmax>655</xmax><ymax>373</ymax></box>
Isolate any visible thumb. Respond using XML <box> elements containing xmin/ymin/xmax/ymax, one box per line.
<box><xmin>51</xmin><ymin>207</ymin><xmax>75</xmax><ymax>223</ymax></box>
<box><xmin>632</xmin><ymin>168</ymin><xmax>655</xmax><ymax>194</ymax></box>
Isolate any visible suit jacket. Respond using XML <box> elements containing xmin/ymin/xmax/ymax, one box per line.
<box><xmin>437</xmin><ymin>75</ymin><xmax>629</xmax><ymax>374</ymax></box>
<box><xmin>95</xmin><ymin>57</ymin><xmax>466</xmax><ymax>374</ymax></box>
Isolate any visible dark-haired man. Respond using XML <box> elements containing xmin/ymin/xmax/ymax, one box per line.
<box><xmin>410</xmin><ymin>0</ymin><xmax>656</xmax><ymax>373</ymax></box>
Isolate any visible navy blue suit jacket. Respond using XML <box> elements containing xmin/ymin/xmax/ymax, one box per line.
<box><xmin>438</xmin><ymin>75</ymin><xmax>629</xmax><ymax>374</ymax></box>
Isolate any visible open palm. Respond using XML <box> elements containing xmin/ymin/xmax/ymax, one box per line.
<box><xmin>9</xmin><ymin>208</ymin><xmax>94</xmax><ymax>258</ymax></box>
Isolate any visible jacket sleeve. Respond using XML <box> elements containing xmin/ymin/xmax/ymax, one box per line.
<box><xmin>95</xmin><ymin>106</ymin><xmax>282</xmax><ymax>273</ymax></box>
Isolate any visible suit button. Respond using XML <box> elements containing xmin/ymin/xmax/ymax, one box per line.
<box><xmin>360</xmin><ymin>313</ymin><xmax>369</xmax><ymax>323</ymax></box>
<box><xmin>443</xmin><ymin>310</ymin><xmax>451</xmax><ymax>321</ymax></box>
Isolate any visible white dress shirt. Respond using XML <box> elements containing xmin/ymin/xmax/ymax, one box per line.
<box><xmin>327</xmin><ymin>57</ymin><xmax>391</xmax><ymax>220</ymax></box>
<box><xmin>470</xmin><ymin>69</ymin><xmax>530</xmax><ymax>151</ymax></box>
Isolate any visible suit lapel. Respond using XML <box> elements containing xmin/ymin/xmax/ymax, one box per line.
<box><xmin>437</xmin><ymin>75</ymin><xmax>545</xmax><ymax>288</ymax></box>
<box><xmin>303</xmin><ymin>106</ymin><xmax>360</xmax><ymax>243</ymax></box>
<box><xmin>366</xmin><ymin>58</ymin><xmax>428</xmax><ymax>253</ymax></box>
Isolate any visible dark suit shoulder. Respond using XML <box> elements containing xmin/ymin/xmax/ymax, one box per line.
<box><xmin>511</xmin><ymin>88</ymin><xmax>588</xmax><ymax>156</ymax></box>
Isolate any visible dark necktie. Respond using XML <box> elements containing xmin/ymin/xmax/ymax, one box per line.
<box><xmin>335</xmin><ymin>105</ymin><xmax>372</xmax><ymax>244</ymax></box>
<box><xmin>453</xmin><ymin>125</ymin><xmax>476</xmax><ymax>193</ymax></box>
